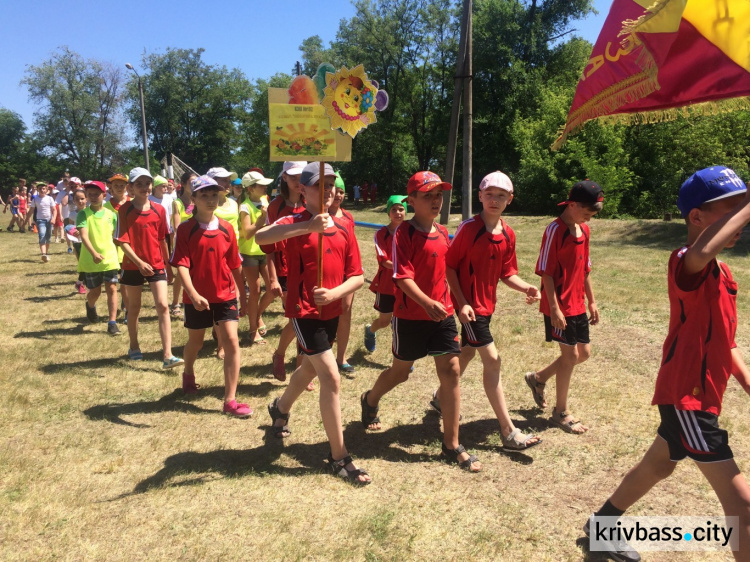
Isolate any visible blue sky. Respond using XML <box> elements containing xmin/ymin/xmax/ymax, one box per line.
<box><xmin>1</xmin><ymin>0</ymin><xmax>610</xmax><ymax>131</ymax></box>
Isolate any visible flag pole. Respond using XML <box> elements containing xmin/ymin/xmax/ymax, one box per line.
<box><xmin>317</xmin><ymin>161</ymin><xmax>326</xmax><ymax>314</ymax></box>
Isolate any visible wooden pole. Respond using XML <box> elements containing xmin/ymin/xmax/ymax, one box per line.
<box><xmin>461</xmin><ymin>1</ymin><xmax>473</xmax><ymax>221</ymax></box>
<box><xmin>317</xmin><ymin>161</ymin><xmax>326</xmax><ymax>313</ymax></box>
<box><xmin>440</xmin><ymin>0</ymin><xmax>471</xmax><ymax>225</ymax></box>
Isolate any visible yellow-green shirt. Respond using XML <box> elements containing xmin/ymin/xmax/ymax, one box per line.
<box><xmin>76</xmin><ymin>207</ymin><xmax>120</xmax><ymax>273</ymax></box>
<box><xmin>173</xmin><ymin>197</ymin><xmax>193</xmax><ymax>225</ymax></box>
<box><xmin>214</xmin><ymin>198</ymin><xmax>239</xmax><ymax>240</ymax></box>
<box><xmin>238</xmin><ymin>201</ymin><xmax>265</xmax><ymax>257</ymax></box>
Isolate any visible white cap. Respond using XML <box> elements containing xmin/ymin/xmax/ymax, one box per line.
<box><xmin>206</xmin><ymin>167</ymin><xmax>238</xmax><ymax>181</ymax></box>
<box><xmin>479</xmin><ymin>171</ymin><xmax>513</xmax><ymax>193</ymax></box>
<box><xmin>128</xmin><ymin>167</ymin><xmax>153</xmax><ymax>183</ymax></box>
<box><xmin>242</xmin><ymin>170</ymin><xmax>273</xmax><ymax>187</ymax></box>
<box><xmin>282</xmin><ymin>161</ymin><xmax>307</xmax><ymax>176</ymax></box>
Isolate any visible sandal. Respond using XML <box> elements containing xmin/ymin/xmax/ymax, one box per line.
<box><xmin>326</xmin><ymin>453</ymin><xmax>371</xmax><ymax>486</ymax></box>
<box><xmin>267</xmin><ymin>398</ymin><xmax>291</xmax><ymax>438</ymax></box>
<box><xmin>360</xmin><ymin>391</ymin><xmax>381</xmax><ymax>430</ymax></box>
<box><xmin>550</xmin><ymin>408</ymin><xmax>588</xmax><ymax>434</ymax></box>
<box><xmin>524</xmin><ymin>371</ymin><xmax>546</xmax><ymax>408</ymax></box>
<box><xmin>257</xmin><ymin>320</ymin><xmax>267</xmax><ymax>337</ymax></box>
<box><xmin>501</xmin><ymin>428</ymin><xmax>542</xmax><ymax>451</ymax></box>
<box><xmin>441</xmin><ymin>443</ymin><xmax>481</xmax><ymax>473</ymax></box>
<box><xmin>428</xmin><ymin>390</ymin><xmax>462</xmax><ymax>420</ymax></box>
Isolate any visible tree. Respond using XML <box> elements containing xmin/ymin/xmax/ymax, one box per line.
<box><xmin>22</xmin><ymin>47</ymin><xmax>125</xmax><ymax>179</ymax></box>
<box><xmin>127</xmin><ymin>48</ymin><xmax>253</xmax><ymax>173</ymax></box>
<box><xmin>0</xmin><ymin>108</ymin><xmax>62</xmax><ymax>188</ymax></box>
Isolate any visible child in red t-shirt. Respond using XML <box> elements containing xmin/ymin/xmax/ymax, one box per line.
<box><xmin>440</xmin><ymin>171</ymin><xmax>542</xmax><ymax>451</ymax></box>
<box><xmin>585</xmin><ymin>167</ymin><xmax>750</xmax><ymax>562</ymax></box>
<box><xmin>364</xmin><ymin>195</ymin><xmax>407</xmax><ymax>353</ymax></box>
<box><xmin>361</xmin><ymin>171</ymin><xmax>481</xmax><ymax>473</ymax></box>
<box><xmin>524</xmin><ymin>180</ymin><xmax>602</xmax><ymax>435</ymax></box>
<box><xmin>170</xmin><ymin>175</ymin><xmax>250</xmax><ymax>418</ymax></box>
<box><xmin>116</xmin><ymin>167</ymin><xmax>183</xmax><ymax>370</ymax></box>
<box><xmin>260</xmin><ymin>161</ymin><xmax>307</xmax><ymax>383</ymax></box>
<box><xmin>256</xmin><ymin>162</ymin><xmax>370</xmax><ymax>485</ymax></box>
<box><xmin>328</xmin><ymin>172</ymin><xmax>357</xmax><ymax>373</ymax></box>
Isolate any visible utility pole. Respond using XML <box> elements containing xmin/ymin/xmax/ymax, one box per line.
<box><xmin>125</xmin><ymin>63</ymin><xmax>150</xmax><ymax>171</ymax></box>
<box><xmin>440</xmin><ymin>0</ymin><xmax>473</xmax><ymax>224</ymax></box>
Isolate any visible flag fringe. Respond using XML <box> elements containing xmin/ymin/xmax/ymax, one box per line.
<box><xmin>553</xmin><ymin>96</ymin><xmax>750</xmax><ymax>150</ymax></box>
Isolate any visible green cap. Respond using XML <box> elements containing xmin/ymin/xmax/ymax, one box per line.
<box><xmin>153</xmin><ymin>175</ymin><xmax>168</xmax><ymax>188</ymax></box>
<box><xmin>334</xmin><ymin>171</ymin><xmax>345</xmax><ymax>193</ymax></box>
<box><xmin>386</xmin><ymin>195</ymin><xmax>408</xmax><ymax>214</ymax></box>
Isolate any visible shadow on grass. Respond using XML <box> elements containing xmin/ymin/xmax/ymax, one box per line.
<box><xmin>9</xmin><ymin>258</ymin><xmax>41</xmax><ymax>263</ymax></box>
<box><xmin>26</xmin><ymin>269</ymin><xmax>77</xmax><ymax>276</ymax></box>
<box><xmin>24</xmin><ymin>294</ymin><xmax>70</xmax><ymax>303</ymax></box>
<box><xmin>346</xmin><ymin>348</ymin><xmax>390</xmax><ymax>371</ymax></box>
<box><xmin>40</xmin><ymin>351</ymin><xmax>169</xmax><ymax>374</ymax></box>
<box><xmin>83</xmin><ymin>382</ymin><xmax>280</xmax><ymax>428</ymax></box>
<box><xmin>576</xmin><ymin>536</ymin><xmax>612</xmax><ymax>561</ymax></box>
<box><xmin>15</xmin><ymin>325</ymin><xmax>87</xmax><ymax>339</ymax></box>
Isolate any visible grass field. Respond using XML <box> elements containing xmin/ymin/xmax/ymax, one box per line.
<box><xmin>1</xmin><ymin>209</ymin><xmax>749</xmax><ymax>561</ymax></box>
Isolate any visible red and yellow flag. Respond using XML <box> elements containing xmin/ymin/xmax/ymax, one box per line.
<box><xmin>553</xmin><ymin>0</ymin><xmax>750</xmax><ymax>149</ymax></box>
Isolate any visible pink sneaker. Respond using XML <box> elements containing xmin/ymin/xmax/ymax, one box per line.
<box><xmin>272</xmin><ymin>352</ymin><xmax>286</xmax><ymax>382</ymax></box>
<box><xmin>223</xmin><ymin>400</ymin><xmax>253</xmax><ymax>418</ymax></box>
<box><xmin>182</xmin><ymin>372</ymin><xmax>200</xmax><ymax>394</ymax></box>
<box><xmin>77</xmin><ymin>283</ymin><xmax>87</xmax><ymax>294</ymax></box>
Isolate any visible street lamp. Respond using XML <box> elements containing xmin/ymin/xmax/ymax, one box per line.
<box><xmin>125</xmin><ymin>63</ymin><xmax>150</xmax><ymax>171</ymax></box>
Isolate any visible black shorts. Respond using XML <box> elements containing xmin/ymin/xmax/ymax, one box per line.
<box><xmin>391</xmin><ymin>316</ymin><xmax>461</xmax><ymax>362</ymax></box>
<box><xmin>461</xmin><ymin>315</ymin><xmax>493</xmax><ymax>348</ymax></box>
<box><xmin>373</xmin><ymin>292</ymin><xmax>395</xmax><ymax>313</ymax></box>
<box><xmin>657</xmin><ymin>405</ymin><xmax>733</xmax><ymax>463</ymax></box>
<box><xmin>544</xmin><ymin>312</ymin><xmax>590</xmax><ymax>346</ymax></box>
<box><xmin>278</xmin><ymin>275</ymin><xmax>288</xmax><ymax>293</ymax></box>
<box><xmin>292</xmin><ymin>317</ymin><xmax>339</xmax><ymax>356</ymax></box>
<box><xmin>184</xmin><ymin>300</ymin><xmax>239</xmax><ymax>330</ymax></box>
<box><xmin>120</xmin><ymin>269</ymin><xmax>168</xmax><ymax>286</ymax></box>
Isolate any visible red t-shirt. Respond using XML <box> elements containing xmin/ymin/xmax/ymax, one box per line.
<box><xmin>392</xmin><ymin>221</ymin><xmax>454</xmax><ymax>321</ymax></box>
<box><xmin>535</xmin><ymin>217</ymin><xmax>591</xmax><ymax>317</ymax></box>
<box><xmin>652</xmin><ymin>248</ymin><xmax>738</xmax><ymax>415</ymax></box>
<box><xmin>275</xmin><ymin>210</ymin><xmax>363</xmax><ymax>320</ymax></box>
<box><xmin>170</xmin><ymin>218</ymin><xmax>241</xmax><ymax>304</ymax></box>
<box><xmin>369</xmin><ymin>226</ymin><xmax>396</xmax><ymax>296</ymax></box>
<box><xmin>446</xmin><ymin>215</ymin><xmax>519</xmax><ymax>316</ymax></box>
<box><xmin>339</xmin><ymin>208</ymin><xmax>354</xmax><ymax>224</ymax></box>
<box><xmin>115</xmin><ymin>201</ymin><xmax>168</xmax><ymax>271</ymax></box>
<box><xmin>261</xmin><ymin>196</ymin><xmax>305</xmax><ymax>278</ymax></box>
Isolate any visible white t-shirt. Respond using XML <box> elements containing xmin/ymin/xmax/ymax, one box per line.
<box><xmin>149</xmin><ymin>192</ymin><xmax>175</xmax><ymax>233</ymax></box>
<box><xmin>31</xmin><ymin>195</ymin><xmax>56</xmax><ymax>220</ymax></box>
<box><xmin>55</xmin><ymin>190</ymin><xmax>70</xmax><ymax>219</ymax></box>
<box><xmin>353</xmin><ymin>184</ymin><xmax>361</xmax><ymax>199</ymax></box>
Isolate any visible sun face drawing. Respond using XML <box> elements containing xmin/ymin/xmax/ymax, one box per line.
<box><xmin>321</xmin><ymin>65</ymin><xmax>378</xmax><ymax>138</ymax></box>
<box><xmin>272</xmin><ymin>122</ymin><xmax>335</xmax><ymax>157</ymax></box>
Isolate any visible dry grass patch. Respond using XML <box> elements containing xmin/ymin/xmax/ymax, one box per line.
<box><xmin>1</xmin><ymin>213</ymin><xmax>748</xmax><ymax>561</ymax></box>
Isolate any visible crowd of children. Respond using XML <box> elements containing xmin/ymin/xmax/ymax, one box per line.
<box><xmin>7</xmin><ymin>161</ymin><xmax>750</xmax><ymax>558</ymax></box>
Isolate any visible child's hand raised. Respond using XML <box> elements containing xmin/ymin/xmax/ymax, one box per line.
<box><xmin>308</xmin><ymin>213</ymin><xmax>334</xmax><ymax>233</ymax></box>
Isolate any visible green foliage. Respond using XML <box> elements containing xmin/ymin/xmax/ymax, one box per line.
<box><xmin>126</xmin><ymin>48</ymin><xmax>253</xmax><ymax>173</ymax></box>
<box><xmin>21</xmin><ymin>47</ymin><xmax>125</xmax><ymax>179</ymax></box>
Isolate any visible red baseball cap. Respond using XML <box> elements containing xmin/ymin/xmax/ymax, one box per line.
<box><xmin>83</xmin><ymin>180</ymin><xmax>107</xmax><ymax>192</ymax></box>
<box><xmin>407</xmin><ymin>171</ymin><xmax>452</xmax><ymax>195</ymax></box>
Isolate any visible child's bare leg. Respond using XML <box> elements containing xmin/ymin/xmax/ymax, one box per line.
<box><xmin>243</xmin><ymin>265</ymin><xmax>261</xmax><ymax>338</ymax></box>
<box><xmin>608</xmin><ymin>437</ymin><xmax>677</xmax><ymax>510</ymax></box>
<box><xmin>216</xmin><ymin>320</ymin><xmax>241</xmax><ymax>403</ymax></box>
<box><xmin>458</xmin><ymin>345</ymin><xmax>476</xmax><ymax>374</ymax></box>
<box><xmin>436</xmin><ymin>353</ymin><xmax>480</xmax><ymax>470</ymax></box>
<box><xmin>369</xmin><ymin>312</ymin><xmax>392</xmax><ymax>332</ymax></box>
<box><xmin>335</xmin><ymin>293</ymin><xmax>354</xmax><ymax>365</ymax></box>
<box><xmin>125</xmin><ymin>285</ymin><xmax>143</xmax><ymax>350</ymax></box>
<box><xmin>171</xmin><ymin>270</ymin><xmax>182</xmax><ymax>308</ymax></box>
<box><xmin>277</xmin><ymin>355</ymin><xmax>317</xmax><ymax>416</ymax></box>
<box><xmin>365</xmin><ymin>358</ymin><xmax>414</xmax><ymax>430</ymax></box>
<box><xmin>150</xmin><ymin>280</ymin><xmax>173</xmax><ymax>360</ymax></box>
<box><xmin>183</xmin><ymin>329</ymin><xmax>205</xmax><ymax>375</ymax></box>
<box><xmin>276</xmin><ymin>320</ymin><xmax>296</xmax><ymax>357</ymax></box>
<box><xmin>697</xmin><ymin>459</ymin><xmax>750</xmax><ymax>559</ymax></box>
<box><xmin>105</xmin><ymin>282</ymin><xmax>118</xmax><ymax>322</ymax></box>
<box><xmin>257</xmin><ymin>263</ymin><xmax>273</xmax><ymax>322</ymax></box>
<box><xmin>86</xmin><ymin>285</ymin><xmax>102</xmax><ymax>309</ymax></box>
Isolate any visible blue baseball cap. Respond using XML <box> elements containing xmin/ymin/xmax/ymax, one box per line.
<box><xmin>677</xmin><ymin>166</ymin><xmax>747</xmax><ymax>217</ymax></box>
<box><xmin>191</xmin><ymin>175</ymin><xmax>219</xmax><ymax>192</ymax></box>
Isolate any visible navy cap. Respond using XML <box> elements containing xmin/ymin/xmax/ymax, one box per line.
<box><xmin>677</xmin><ymin>166</ymin><xmax>747</xmax><ymax>217</ymax></box>
<box><xmin>558</xmin><ymin>180</ymin><xmax>604</xmax><ymax>206</ymax></box>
